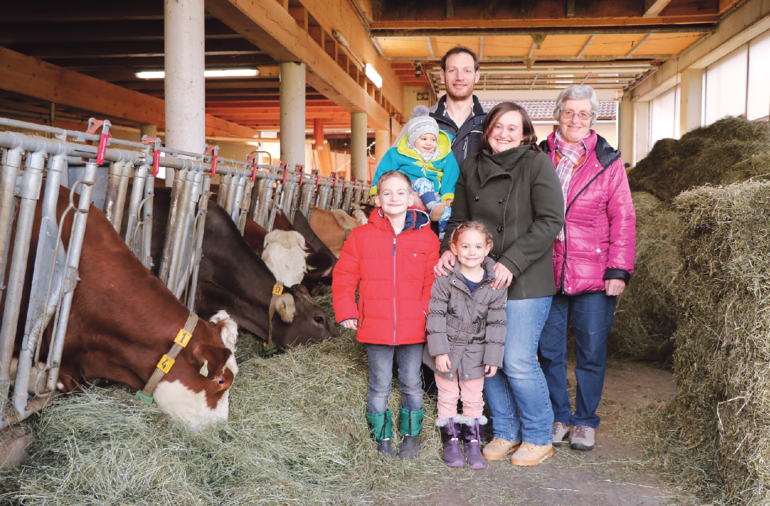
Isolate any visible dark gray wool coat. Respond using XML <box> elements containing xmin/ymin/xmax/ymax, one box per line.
<box><xmin>423</xmin><ymin>257</ymin><xmax>507</xmax><ymax>382</ymax></box>
<box><xmin>440</xmin><ymin>144</ymin><xmax>564</xmax><ymax>301</ymax></box>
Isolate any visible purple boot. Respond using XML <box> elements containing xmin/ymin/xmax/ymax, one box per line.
<box><xmin>437</xmin><ymin>418</ymin><xmax>464</xmax><ymax>467</ymax></box>
<box><xmin>460</xmin><ymin>416</ymin><xmax>487</xmax><ymax>469</ymax></box>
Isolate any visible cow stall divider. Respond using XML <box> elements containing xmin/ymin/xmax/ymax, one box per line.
<box><xmin>0</xmin><ymin>115</ymin><xmax>373</xmax><ymax>429</ymax></box>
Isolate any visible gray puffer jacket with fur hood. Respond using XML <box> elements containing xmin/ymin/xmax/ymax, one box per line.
<box><xmin>423</xmin><ymin>257</ymin><xmax>507</xmax><ymax>382</ymax></box>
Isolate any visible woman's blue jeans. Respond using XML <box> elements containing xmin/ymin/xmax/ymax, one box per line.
<box><xmin>538</xmin><ymin>292</ymin><xmax>617</xmax><ymax>429</ymax></box>
<box><xmin>484</xmin><ymin>296</ymin><xmax>554</xmax><ymax>446</ymax></box>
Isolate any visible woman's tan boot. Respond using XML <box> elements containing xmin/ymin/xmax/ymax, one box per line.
<box><xmin>510</xmin><ymin>443</ymin><xmax>554</xmax><ymax>466</ymax></box>
<box><xmin>482</xmin><ymin>438</ymin><xmax>520</xmax><ymax>461</ymax></box>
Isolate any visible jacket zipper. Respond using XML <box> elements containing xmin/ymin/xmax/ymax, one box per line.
<box><xmin>392</xmin><ymin>236</ymin><xmax>397</xmax><ymax>345</ymax></box>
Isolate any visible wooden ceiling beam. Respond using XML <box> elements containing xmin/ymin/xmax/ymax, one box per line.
<box><xmin>0</xmin><ymin>46</ymin><xmax>259</xmax><ymax>138</ymax></box>
<box><xmin>644</xmin><ymin>0</ymin><xmax>675</xmax><ymax>17</ymax></box>
<box><xmin>626</xmin><ymin>33</ymin><xmax>652</xmax><ymax>56</ymax></box>
<box><xmin>0</xmin><ymin>19</ymin><xmax>238</xmax><ymax>44</ymax></box>
<box><xmin>0</xmin><ymin>0</ymin><xmax>165</xmax><ymax>22</ymax></box>
<box><xmin>7</xmin><ymin>39</ymin><xmax>262</xmax><ymax>60</ymax></box>
<box><xmin>205</xmin><ymin>0</ymin><xmax>397</xmax><ymax>130</ymax></box>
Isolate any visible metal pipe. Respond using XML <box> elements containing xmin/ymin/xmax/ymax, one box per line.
<box><xmin>159</xmin><ymin>170</ymin><xmax>186</xmax><ymax>283</ymax></box>
<box><xmin>0</xmin><ymin>146</ymin><xmax>23</xmax><ymax>282</ymax></box>
<box><xmin>141</xmin><ymin>174</ymin><xmax>155</xmax><ymax>270</ymax></box>
<box><xmin>125</xmin><ymin>163</ymin><xmax>149</xmax><ymax>246</ymax></box>
<box><xmin>172</xmin><ymin>170</ymin><xmax>202</xmax><ymax>299</ymax></box>
<box><xmin>237</xmin><ymin>179</ymin><xmax>253</xmax><ymax>235</ymax></box>
<box><xmin>186</xmin><ymin>176</ymin><xmax>211</xmax><ymax>311</ymax></box>
<box><xmin>166</xmin><ymin>170</ymin><xmax>194</xmax><ymax>292</ymax></box>
<box><xmin>218</xmin><ymin>174</ymin><xmax>231</xmax><ymax>208</ymax></box>
<box><xmin>342</xmin><ymin>182</ymin><xmax>354</xmax><ymax>214</ymax></box>
<box><xmin>45</xmin><ymin>162</ymin><xmax>98</xmax><ymax>393</ymax></box>
<box><xmin>112</xmin><ymin>161</ymin><xmax>132</xmax><ymax>233</ymax></box>
<box><xmin>0</xmin><ymin>150</ymin><xmax>46</xmax><ymax>400</ymax></box>
<box><xmin>103</xmin><ymin>160</ymin><xmax>124</xmax><ymax>227</ymax></box>
<box><xmin>12</xmin><ymin>152</ymin><xmax>66</xmax><ymax>413</ymax></box>
<box><xmin>224</xmin><ymin>174</ymin><xmax>238</xmax><ymax>216</ymax></box>
<box><xmin>230</xmin><ymin>175</ymin><xmax>245</xmax><ymax>224</ymax></box>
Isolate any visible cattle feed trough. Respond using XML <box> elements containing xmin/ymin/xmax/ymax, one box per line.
<box><xmin>0</xmin><ymin>115</ymin><xmax>371</xmax><ymax>430</ymax></box>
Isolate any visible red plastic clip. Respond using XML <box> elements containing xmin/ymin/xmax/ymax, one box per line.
<box><xmin>280</xmin><ymin>162</ymin><xmax>290</xmax><ymax>185</ymax></box>
<box><xmin>84</xmin><ymin>118</ymin><xmax>112</xmax><ymax>165</ymax></box>
<box><xmin>246</xmin><ymin>153</ymin><xmax>260</xmax><ymax>181</ymax></box>
<box><xmin>331</xmin><ymin>171</ymin><xmax>338</xmax><ymax>190</ymax></box>
<box><xmin>295</xmin><ymin>165</ymin><xmax>304</xmax><ymax>186</ymax></box>
<box><xmin>141</xmin><ymin>135</ymin><xmax>163</xmax><ymax>177</ymax></box>
<box><xmin>311</xmin><ymin>169</ymin><xmax>319</xmax><ymax>190</ymax></box>
<box><xmin>203</xmin><ymin>144</ymin><xmax>219</xmax><ymax>178</ymax></box>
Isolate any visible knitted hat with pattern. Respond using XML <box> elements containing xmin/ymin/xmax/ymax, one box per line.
<box><xmin>406</xmin><ymin>105</ymin><xmax>439</xmax><ymax>148</ymax></box>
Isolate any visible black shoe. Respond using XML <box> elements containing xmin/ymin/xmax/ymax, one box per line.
<box><xmin>398</xmin><ymin>435</ymin><xmax>420</xmax><ymax>459</ymax></box>
<box><xmin>377</xmin><ymin>439</ymin><xmax>396</xmax><ymax>457</ymax></box>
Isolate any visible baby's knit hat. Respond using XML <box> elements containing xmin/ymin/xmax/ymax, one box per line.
<box><xmin>406</xmin><ymin>105</ymin><xmax>439</xmax><ymax>148</ymax></box>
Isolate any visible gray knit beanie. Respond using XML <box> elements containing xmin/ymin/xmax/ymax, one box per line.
<box><xmin>406</xmin><ymin>105</ymin><xmax>439</xmax><ymax>148</ymax></box>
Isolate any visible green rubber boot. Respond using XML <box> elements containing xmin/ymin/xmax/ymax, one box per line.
<box><xmin>398</xmin><ymin>406</ymin><xmax>424</xmax><ymax>459</ymax></box>
<box><xmin>366</xmin><ymin>409</ymin><xmax>395</xmax><ymax>457</ymax></box>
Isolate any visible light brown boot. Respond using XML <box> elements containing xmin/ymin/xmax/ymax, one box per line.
<box><xmin>482</xmin><ymin>438</ymin><xmax>520</xmax><ymax>461</ymax></box>
<box><xmin>510</xmin><ymin>443</ymin><xmax>554</xmax><ymax>466</ymax></box>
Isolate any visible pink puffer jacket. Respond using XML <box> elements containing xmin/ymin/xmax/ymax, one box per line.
<box><xmin>541</xmin><ymin>130</ymin><xmax>636</xmax><ymax>295</ymax></box>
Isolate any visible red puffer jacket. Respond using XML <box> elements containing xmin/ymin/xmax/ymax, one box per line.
<box><xmin>542</xmin><ymin>130</ymin><xmax>636</xmax><ymax>295</ymax></box>
<box><xmin>332</xmin><ymin>208</ymin><xmax>439</xmax><ymax>346</ymax></box>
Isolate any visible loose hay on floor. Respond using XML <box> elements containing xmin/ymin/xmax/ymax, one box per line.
<box><xmin>627</xmin><ymin>116</ymin><xmax>770</xmax><ymax>201</ymax></box>
<box><xmin>609</xmin><ymin>192</ymin><xmax>682</xmax><ymax>360</ymax></box>
<box><xmin>627</xmin><ymin>181</ymin><xmax>770</xmax><ymax>505</ymax></box>
<box><xmin>0</xmin><ymin>285</ymin><xmax>444</xmax><ymax>506</ymax></box>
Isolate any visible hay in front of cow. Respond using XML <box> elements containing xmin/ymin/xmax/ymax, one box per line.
<box><xmin>627</xmin><ymin>116</ymin><xmax>770</xmax><ymax>201</ymax></box>
<box><xmin>608</xmin><ymin>192</ymin><xmax>682</xmax><ymax>360</ymax></box>
<box><xmin>0</xmin><ymin>286</ymin><xmax>445</xmax><ymax>505</ymax></box>
<box><xmin>623</xmin><ymin>180</ymin><xmax>770</xmax><ymax>505</ymax></box>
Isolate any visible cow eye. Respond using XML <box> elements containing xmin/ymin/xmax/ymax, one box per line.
<box><xmin>314</xmin><ymin>316</ymin><xmax>324</xmax><ymax>324</ymax></box>
<box><xmin>217</xmin><ymin>377</ymin><xmax>225</xmax><ymax>386</ymax></box>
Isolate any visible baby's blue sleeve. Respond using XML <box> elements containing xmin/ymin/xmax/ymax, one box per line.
<box><xmin>370</xmin><ymin>147</ymin><xmax>398</xmax><ymax>195</ymax></box>
<box><xmin>439</xmin><ymin>154</ymin><xmax>461</xmax><ymax>203</ymax></box>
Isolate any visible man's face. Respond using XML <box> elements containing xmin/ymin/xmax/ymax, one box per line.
<box><xmin>440</xmin><ymin>52</ymin><xmax>480</xmax><ymax>101</ymax></box>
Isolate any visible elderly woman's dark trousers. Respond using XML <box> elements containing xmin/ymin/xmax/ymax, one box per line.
<box><xmin>538</xmin><ymin>292</ymin><xmax>617</xmax><ymax>429</ymax></box>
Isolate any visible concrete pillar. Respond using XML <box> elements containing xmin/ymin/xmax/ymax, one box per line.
<box><xmin>633</xmin><ymin>101</ymin><xmax>650</xmax><ymax>165</ymax></box>
<box><xmin>350</xmin><ymin>112</ymin><xmax>368</xmax><ymax>182</ymax></box>
<box><xmin>374</xmin><ymin>130</ymin><xmax>390</xmax><ymax>171</ymax></box>
<box><xmin>618</xmin><ymin>94</ymin><xmax>634</xmax><ymax>166</ymax></box>
<box><xmin>164</xmin><ymin>0</ymin><xmax>205</xmax><ymax>187</ymax></box>
<box><xmin>280</xmin><ymin>62</ymin><xmax>306</xmax><ymax>168</ymax></box>
<box><xmin>679</xmin><ymin>68</ymin><xmax>703</xmax><ymax>137</ymax></box>
<box><xmin>140</xmin><ymin>124</ymin><xmax>158</xmax><ymax>138</ymax></box>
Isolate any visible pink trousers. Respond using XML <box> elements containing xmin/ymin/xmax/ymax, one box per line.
<box><xmin>435</xmin><ymin>374</ymin><xmax>485</xmax><ymax>419</ymax></box>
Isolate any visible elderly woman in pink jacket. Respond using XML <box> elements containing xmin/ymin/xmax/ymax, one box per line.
<box><xmin>537</xmin><ymin>85</ymin><xmax>636</xmax><ymax>452</ymax></box>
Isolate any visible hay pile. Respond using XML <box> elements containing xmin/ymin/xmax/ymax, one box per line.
<box><xmin>628</xmin><ymin>117</ymin><xmax>770</xmax><ymax>201</ymax></box>
<box><xmin>0</xmin><ymin>286</ymin><xmax>444</xmax><ymax>505</ymax></box>
<box><xmin>631</xmin><ymin>181</ymin><xmax>770</xmax><ymax>504</ymax></box>
<box><xmin>609</xmin><ymin>192</ymin><xmax>682</xmax><ymax>360</ymax></box>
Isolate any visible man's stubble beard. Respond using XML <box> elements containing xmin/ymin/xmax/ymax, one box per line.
<box><xmin>445</xmin><ymin>82</ymin><xmax>475</xmax><ymax>101</ymax></box>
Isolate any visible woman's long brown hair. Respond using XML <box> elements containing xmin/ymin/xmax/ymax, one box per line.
<box><xmin>475</xmin><ymin>102</ymin><xmax>541</xmax><ymax>161</ymax></box>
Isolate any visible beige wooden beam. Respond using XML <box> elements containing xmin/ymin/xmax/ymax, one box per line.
<box><xmin>643</xmin><ymin>0</ymin><xmax>674</xmax><ymax>17</ymax></box>
<box><xmin>0</xmin><ymin>46</ymin><xmax>259</xmax><ymax>138</ymax></box>
<box><xmin>205</xmin><ymin>0</ymin><xmax>398</xmax><ymax>130</ymax></box>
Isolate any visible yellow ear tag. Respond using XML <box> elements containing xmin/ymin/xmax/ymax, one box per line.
<box><xmin>174</xmin><ymin>329</ymin><xmax>192</xmax><ymax>347</ymax></box>
<box><xmin>272</xmin><ymin>284</ymin><xmax>284</xmax><ymax>296</ymax></box>
<box><xmin>157</xmin><ymin>354</ymin><xmax>175</xmax><ymax>373</ymax></box>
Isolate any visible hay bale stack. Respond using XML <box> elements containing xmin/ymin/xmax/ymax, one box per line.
<box><xmin>609</xmin><ymin>192</ymin><xmax>682</xmax><ymax>360</ymax></box>
<box><xmin>628</xmin><ymin>116</ymin><xmax>770</xmax><ymax>201</ymax></box>
<box><xmin>661</xmin><ymin>181</ymin><xmax>770</xmax><ymax>504</ymax></box>
<box><xmin>0</xmin><ymin>286</ymin><xmax>444</xmax><ymax>505</ymax></box>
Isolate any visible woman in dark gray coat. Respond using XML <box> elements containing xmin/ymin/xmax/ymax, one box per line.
<box><xmin>434</xmin><ymin>102</ymin><xmax>564</xmax><ymax>466</ymax></box>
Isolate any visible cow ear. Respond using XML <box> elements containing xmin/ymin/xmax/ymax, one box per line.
<box><xmin>275</xmin><ymin>293</ymin><xmax>295</xmax><ymax>323</ymax></box>
<box><xmin>191</xmin><ymin>344</ymin><xmax>237</xmax><ymax>380</ymax></box>
<box><xmin>209</xmin><ymin>310</ymin><xmax>238</xmax><ymax>352</ymax></box>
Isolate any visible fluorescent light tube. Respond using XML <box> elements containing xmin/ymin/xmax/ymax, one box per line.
<box><xmin>135</xmin><ymin>69</ymin><xmax>259</xmax><ymax>79</ymax></box>
<box><xmin>365</xmin><ymin>64</ymin><xmax>383</xmax><ymax>88</ymax></box>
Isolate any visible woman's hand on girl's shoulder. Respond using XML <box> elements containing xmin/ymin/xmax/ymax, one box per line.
<box><xmin>434</xmin><ymin>250</ymin><xmax>456</xmax><ymax>277</ymax></box>
<box><xmin>491</xmin><ymin>262</ymin><xmax>513</xmax><ymax>290</ymax></box>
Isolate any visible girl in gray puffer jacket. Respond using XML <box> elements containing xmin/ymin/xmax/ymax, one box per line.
<box><xmin>424</xmin><ymin>221</ymin><xmax>507</xmax><ymax>469</ymax></box>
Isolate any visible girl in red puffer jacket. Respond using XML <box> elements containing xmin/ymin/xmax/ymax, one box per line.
<box><xmin>333</xmin><ymin>171</ymin><xmax>439</xmax><ymax>459</ymax></box>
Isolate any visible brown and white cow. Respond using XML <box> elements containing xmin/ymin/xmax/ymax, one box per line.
<box><xmin>309</xmin><ymin>207</ymin><xmax>368</xmax><ymax>258</ymax></box>
<box><xmin>143</xmin><ymin>189</ymin><xmax>340</xmax><ymax>351</ymax></box>
<box><xmin>3</xmin><ymin>187</ymin><xmax>239</xmax><ymax>432</ymax></box>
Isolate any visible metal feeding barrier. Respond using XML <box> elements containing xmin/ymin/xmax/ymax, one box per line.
<box><xmin>0</xmin><ymin>115</ymin><xmax>373</xmax><ymax>429</ymax></box>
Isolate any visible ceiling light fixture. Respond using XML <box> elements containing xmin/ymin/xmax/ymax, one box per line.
<box><xmin>365</xmin><ymin>64</ymin><xmax>383</xmax><ymax>88</ymax></box>
<box><xmin>135</xmin><ymin>69</ymin><xmax>259</xmax><ymax>79</ymax></box>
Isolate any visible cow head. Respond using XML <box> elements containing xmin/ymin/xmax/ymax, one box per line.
<box><xmin>269</xmin><ymin>284</ymin><xmax>341</xmax><ymax>351</ymax></box>
<box><xmin>153</xmin><ymin>311</ymin><xmax>239</xmax><ymax>432</ymax></box>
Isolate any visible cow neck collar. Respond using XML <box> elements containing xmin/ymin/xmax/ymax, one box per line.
<box><xmin>264</xmin><ymin>281</ymin><xmax>286</xmax><ymax>356</ymax></box>
<box><xmin>135</xmin><ymin>312</ymin><xmax>199</xmax><ymax>404</ymax></box>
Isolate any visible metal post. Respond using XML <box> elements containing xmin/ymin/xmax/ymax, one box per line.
<box><xmin>218</xmin><ymin>173</ymin><xmax>232</xmax><ymax>208</ymax></box>
<box><xmin>166</xmin><ymin>169</ymin><xmax>194</xmax><ymax>292</ymax></box>
<box><xmin>230</xmin><ymin>174</ymin><xmax>245</xmax><ymax>223</ymax></box>
<box><xmin>342</xmin><ymin>181</ymin><xmax>354</xmax><ymax>214</ymax></box>
<box><xmin>298</xmin><ymin>177</ymin><xmax>315</xmax><ymax>220</ymax></box>
<box><xmin>159</xmin><ymin>169</ymin><xmax>186</xmax><ymax>283</ymax></box>
<box><xmin>112</xmin><ymin>160</ymin><xmax>132</xmax><ymax>232</ymax></box>
<box><xmin>0</xmin><ymin>146</ymin><xmax>23</xmax><ymax>281</ymax></box>
<box><xmin>103</xmin><ymin>160</ymin><xmax>123</xmax><ymax>226</ymax></box>
<box><xmin>186</xmin><ymin>175</ymin><xmax>211</xmax><ymax>310</ymax></box>
<box><xmin>13</xmin><ymin>152</ymin><xmax>66</xmax><ymax>413</ymax></box>
<box><xmin>255</xmin><ymin>176</ymin><xmax>274</xmax><ymax>228</ymax></box>
<box><xmin>225</xmin><ymin>174</ymin><xmax>239</xmax><ymax>217</ymax></box>
<box><xmin>45</xmin><ymin>162</ymin><xmax>98</xmax><ymax>393</ymax></box>
<box><xmin>125</xmin><ymin>162</ymin><xmax>149</xmax><ymax>246</ymax></box>
<box><xmin>0</xmin><ymin>150</ymin><xmax>45</xmax><ymax>400</ymax></box>
<box><xmin>237</xmin><ymin>178</ymin><xmax>253</xmax><ymax>234</ymax></box>
<box><xmin>141</xmin><ymin>172</ymin><xmax>155</xmax><ymax>270</ymax></box>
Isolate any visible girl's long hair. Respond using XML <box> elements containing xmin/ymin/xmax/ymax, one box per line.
<box><xmin>475</xmin><ymin>102</ymin><xmax>541</xmax><ymax>161</ymax></box>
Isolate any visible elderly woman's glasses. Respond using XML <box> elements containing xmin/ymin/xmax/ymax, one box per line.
<box><xmin>561</xmin><ymin>110</ymin><xmax>592</xmax><ymax>120</ymax></box>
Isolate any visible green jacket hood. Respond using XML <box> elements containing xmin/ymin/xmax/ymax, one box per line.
<box><xmin>397</xmin><ymin>130</ymin><xmax>454</xmax><ymax>162</ymax></box>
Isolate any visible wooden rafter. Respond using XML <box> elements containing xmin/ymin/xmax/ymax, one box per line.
<box><xmin>626</xmin><ymin>34</ymin><xmax>652</xmax><ymax>56</ymax></box>
<box><xmin>644</xmin><ymin>0</ymin><xmax>674</xmax><ymax>17</ymax></box>
<box><xmin>577</xmin><ymin>34</ymin><xmax>596</xmax><ymax>58</ymax></box>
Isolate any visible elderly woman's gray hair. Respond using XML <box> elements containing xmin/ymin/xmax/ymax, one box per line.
<box><xmin>553</xmin><ymin>85</ymin><xmax>600</xmax><ymax>127</ymax></box>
